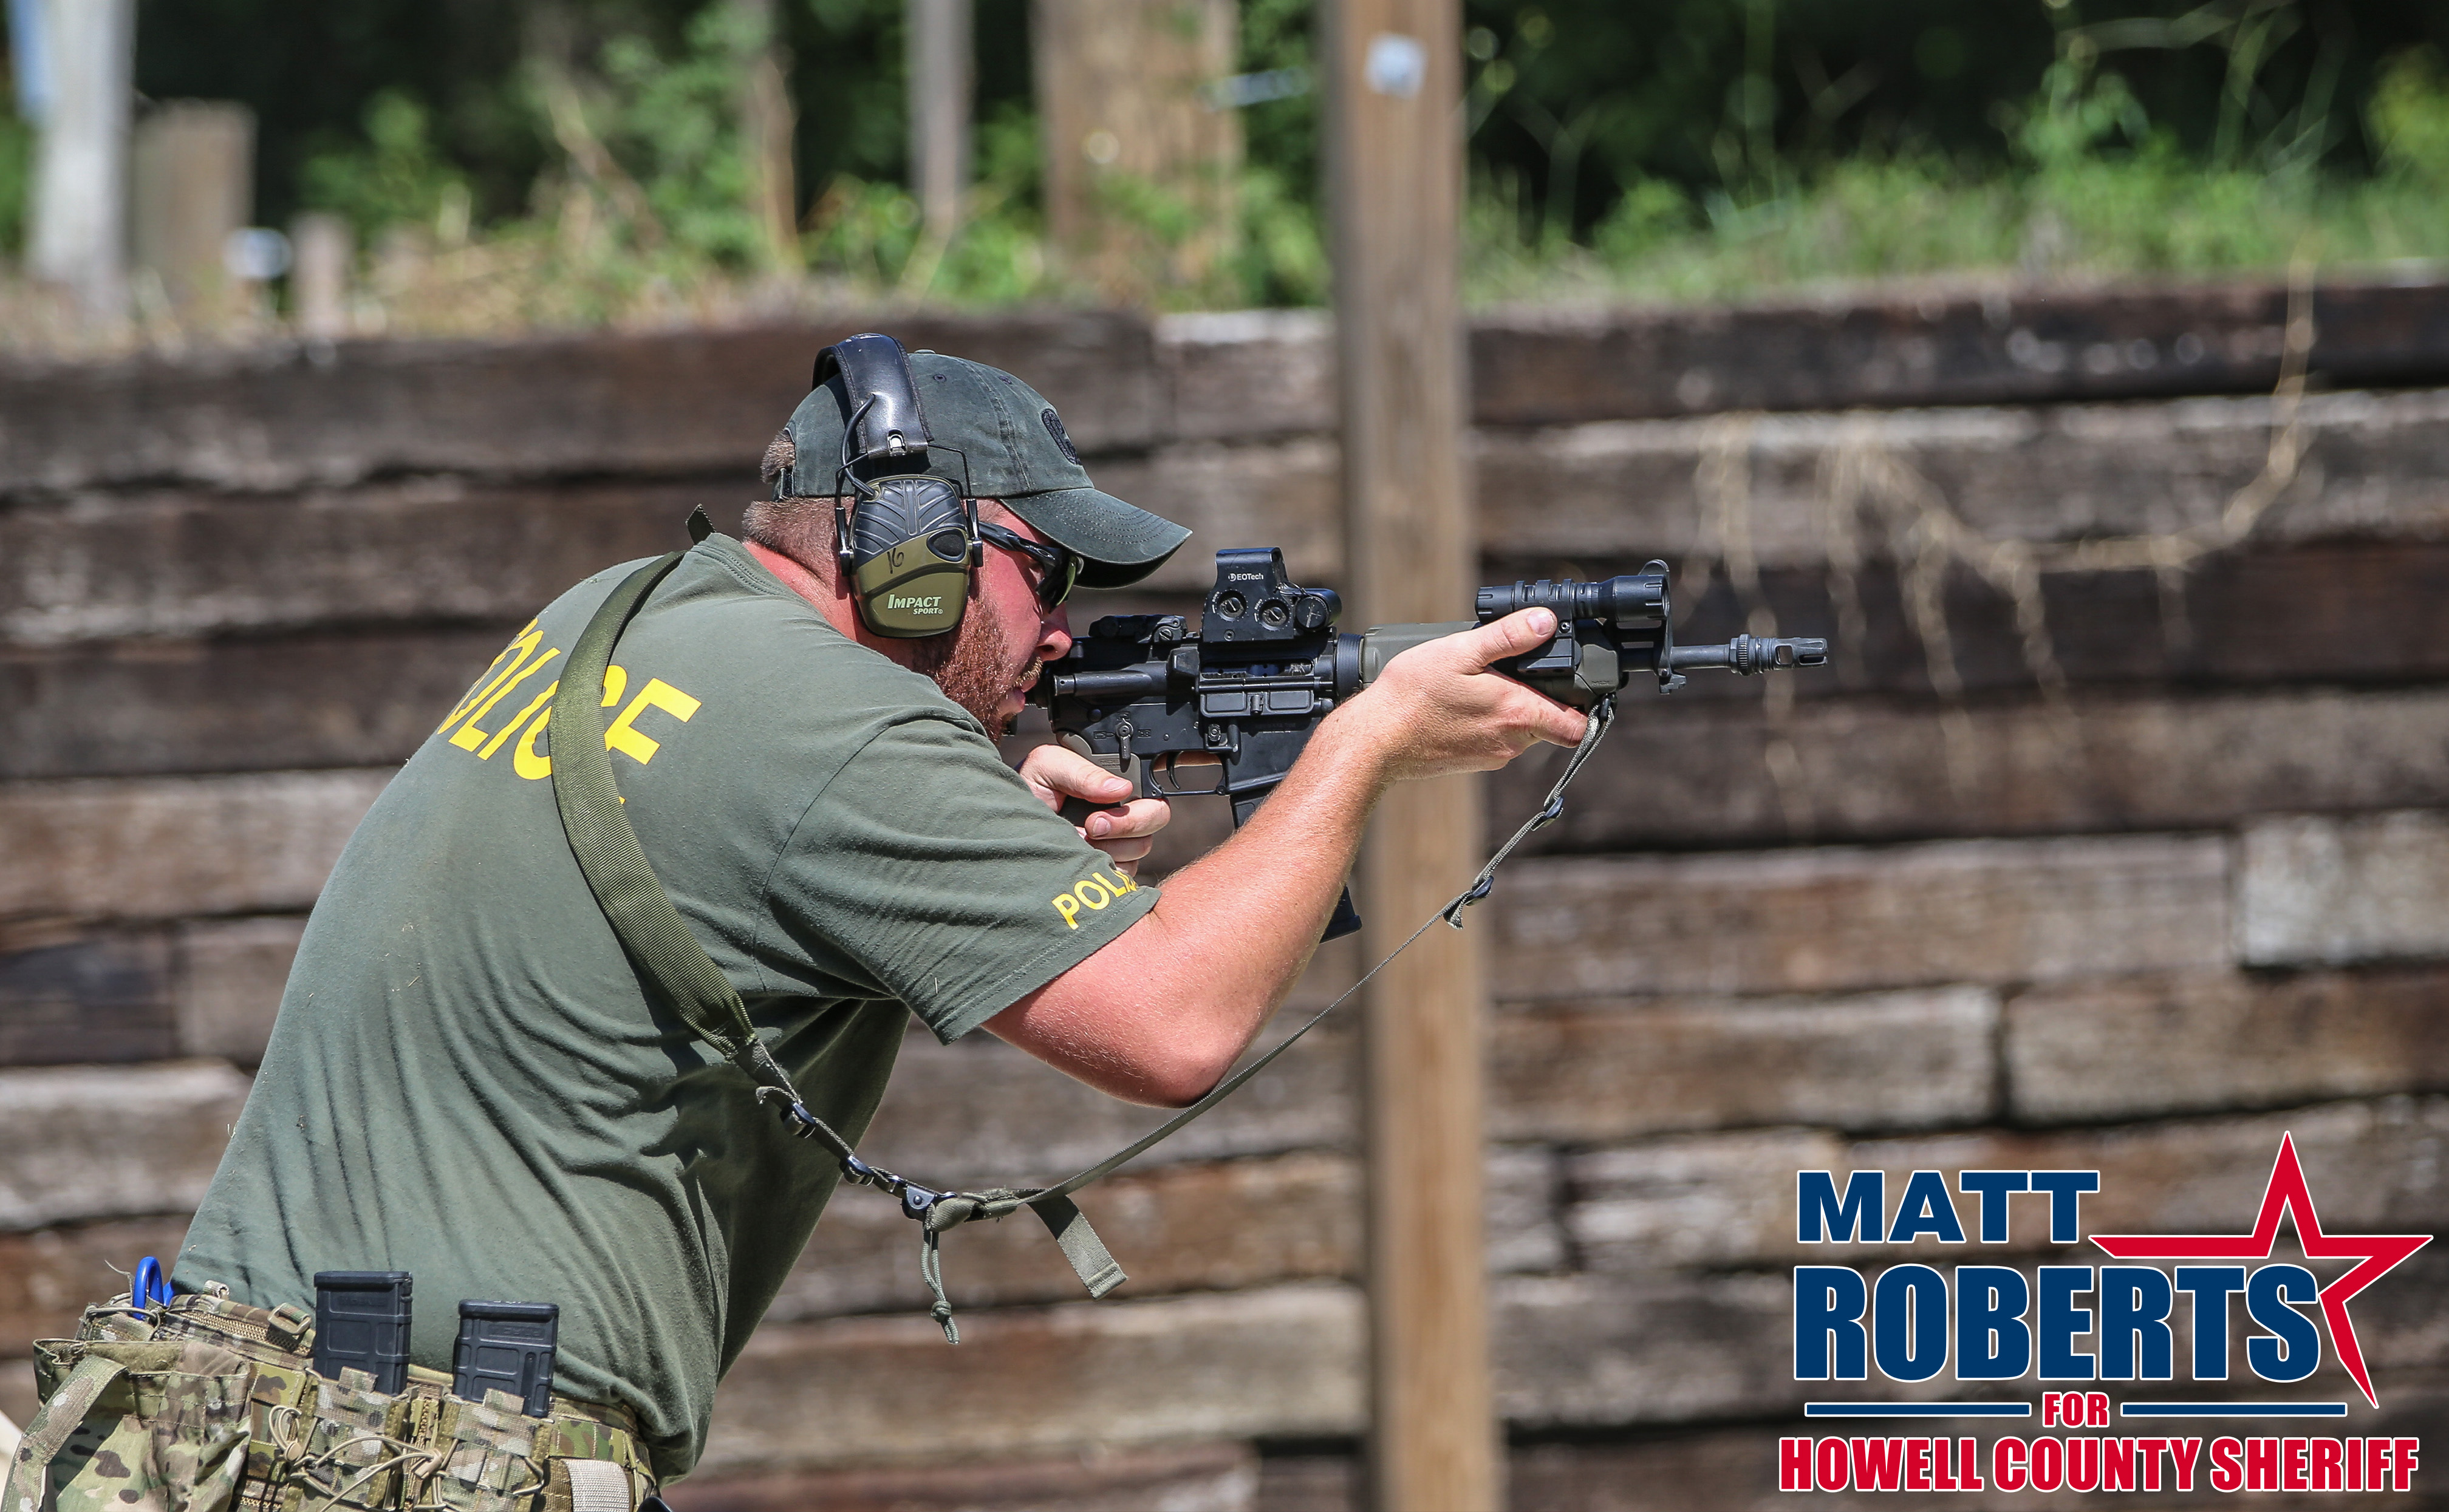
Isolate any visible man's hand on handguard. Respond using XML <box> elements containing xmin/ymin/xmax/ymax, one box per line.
<box><xmin>1017</xmin><ymin>742</ymin><xmax>1172</xmax><ymax>876</ymax></box>
<box><xmin>986</xmin><ymin>607</ymin><xmax>1586</xmax><ymax>1109</ymax></box>
<box><xmin>1339</xmin><ymin>607</ymin><xmax>1589</xmax><ymax>783</ymax></box>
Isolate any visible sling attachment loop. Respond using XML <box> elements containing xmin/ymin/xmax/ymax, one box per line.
<box><xmin>550</xmin><ymin>539</ymin><xmax>1618</xmax><ymax>1344</ymax></box>
<box><xmin>1441</xmin><ymin>696</ymin><xmax>1614</xmax><ymax>924</ymax></box>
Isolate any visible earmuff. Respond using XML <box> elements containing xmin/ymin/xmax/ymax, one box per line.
<box><xmin>805</xmin><ymin>333</ymin><xmax>980</xmax><ymax>639</ymax></box>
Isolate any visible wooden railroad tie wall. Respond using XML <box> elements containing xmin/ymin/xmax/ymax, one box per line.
<box><xmin>4</xmin><ymin>279</ymin><xmax>2448</xmax><ymax>1509</ymax></box>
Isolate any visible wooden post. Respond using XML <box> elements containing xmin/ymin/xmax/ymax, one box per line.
<box><xmin>1324</xmin><ymin>4</ymin><xmax>1496</xmax><ymax>1510</ymax></box>
<box><xmin>907</xmin><ymin>0</ymin><xmax>971</xmax><ymax>239</ymax></box>
<box><xmin>26</xmin><ymin>0</ymin><xmax>135</xmax><ymax>324</ymax></box>
<box><xmin>1030</xmin><ymin>0</ymin><xmax>1239</xmax><ymax>301</ymax></box>
<box><xmin>131</xmin><ymin>101</ymin><xmax>253</xmax><ymax>324</ymax></box>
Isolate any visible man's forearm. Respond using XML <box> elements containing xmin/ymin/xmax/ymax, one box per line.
<box><xmin>992</xmin><ymin>607</ymin><xmax>1580</xmax><ymax>1106</ymax></box>
<box><xmin>988</xmin><ymin>700</ymin><xmax>1398</xmax><ymax>1106</ymax></box>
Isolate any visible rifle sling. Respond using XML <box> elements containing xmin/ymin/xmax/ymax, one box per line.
<box><xmin>547</xmin><ymin>544</ymin><xmax>856</xmax><ymax>1160</ymax></box>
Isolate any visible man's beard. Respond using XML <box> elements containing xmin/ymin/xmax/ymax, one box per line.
<box><xmin>912</xmin><ymin>609</ymin><xmax>1038</xmax><ymax>735</ymax></box>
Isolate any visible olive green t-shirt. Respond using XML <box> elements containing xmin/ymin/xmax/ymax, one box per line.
<box><xmin>177</xmin><ymin>535</ymin><xmax>1155</xmax><ymax>1481</ymax></box>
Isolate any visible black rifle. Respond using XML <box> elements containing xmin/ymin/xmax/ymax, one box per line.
<box><xmin>1029</xmin><ymin>548</ymin><xmax>1828</xmax><ymax>936</ymax></box>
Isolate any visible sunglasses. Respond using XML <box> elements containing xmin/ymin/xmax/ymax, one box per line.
<box><xmin>975</xmin><ymin>521</ymin><xmax>1082</xmax><ymax>613</ymax></box>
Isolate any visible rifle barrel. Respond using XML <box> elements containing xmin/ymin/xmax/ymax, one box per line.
<box><xmin>1664</xmin><ymin>635</ymin><xmax>1830</xmax><ymax>675</ymax></box>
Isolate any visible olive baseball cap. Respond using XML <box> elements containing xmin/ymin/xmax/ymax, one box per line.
<box><xmin>777</xmin><ymin>345</ymin><xmax>1190</xmax><ymax>589</ymax></box>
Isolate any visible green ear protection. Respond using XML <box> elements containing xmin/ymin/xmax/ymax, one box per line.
<box><xmin>812</xmin><ymin>334</ymin><xmax>980</xmax><ymax>639</ymax></box>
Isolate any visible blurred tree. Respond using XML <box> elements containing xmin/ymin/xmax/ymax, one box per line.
<box><xmin>100</xmin><ymin>0</ymin><xmax>1040</xmax><ymax>232</ymax></box>
<box><xmin>131</xmin><ymin>0</ymin><xmax>545</xmax><ymax>227</ymax></box>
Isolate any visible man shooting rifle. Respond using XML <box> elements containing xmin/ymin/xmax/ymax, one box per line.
<box><xmin>9</xmin><ymin>335</ymin><xmax>1609</xmax><ymax>1511</ymax></box>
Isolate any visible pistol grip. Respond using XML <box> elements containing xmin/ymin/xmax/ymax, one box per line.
<box><xmin>1322</xmin><ymin>887</ymin><xmax>1362</xmax><ymax>942</ymax></box>
<box><xmin>1056</xmin><ymin>743</ymin><xmax>1138</xmax><ymax>827</ymax></box>
<box><xmin>1228</xmin><ymin>785</ymin><xmax>1358</xmax><ymax>942</ymax></box>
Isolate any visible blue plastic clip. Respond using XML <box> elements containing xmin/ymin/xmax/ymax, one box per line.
<box><xmin>132</xmin><ymin>1255</ymin><xmax>172</xmax><ymax>1307</ymax></box>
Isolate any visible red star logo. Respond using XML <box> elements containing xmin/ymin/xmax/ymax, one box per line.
<box><xmin>2090</xmin><ymin>1132</ymin><xmax>2431</xmax><ymax>1408</ymax></box>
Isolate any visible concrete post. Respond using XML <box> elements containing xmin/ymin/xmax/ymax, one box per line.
<box><xmin>27</xmin><ymin>0</ymin><xmax>136</xmax><ymax>325</ymax></box>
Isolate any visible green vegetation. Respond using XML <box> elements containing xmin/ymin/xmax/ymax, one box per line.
<box><xmin>1469</xmin><ymin>46</ymin><xmax>2449</xmax><ymax>305</ymax></box>
<box><xmin>5</xmin><ymin>0</ymin><xmax>2449</xmax><ymax>329</ymax></box>
<box><xmin>0</xmin><ymin>83</ymin><xmax>30</xmax><ymax>256</ymax></box>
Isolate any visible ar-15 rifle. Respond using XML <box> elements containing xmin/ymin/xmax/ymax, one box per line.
<box><xmin>1029</xmin><ymin>547</ymin><xmax>1828</xmax><ymax>937</ymax></box>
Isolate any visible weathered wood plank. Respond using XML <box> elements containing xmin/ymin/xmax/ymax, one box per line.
<box><xmin>0</xmin><ymin>917</ymin><xmax>301</xmax><ymax>1066</ymax></box>
<box><xmin>177</xmin><ymin>915</ymin><xmax>305</xmax><ymax>1066</ymax></box>
<box><xmin>2238</xmin><ymin>810</ymin><xmax>2449</xmax><ymax>968</ymax></box>
<box><xmin>0</xmin><ymin>930</ymin><xmax>174</xmax><ymax>1065</ymax></box>
<box><xmin>1491</xmin><ymin>834</ymin><xmax>2229</xmax><ymax>1001</ymax></box>
<box><xmin>0</xmin><ymin>630</ymin><xmax>512</xmax><ymax>780</ymax></box>
<box><xmin>0</xmin><ymin>1365</ymin><xmax>29</xmax><ymax>1451</ymax></box>
<box><xmin>20</xmin><ymin>537</ymin><xmax>2449</xmax><ymax>783</ymax></box>
<box><xmin>18</xmin><ymin>281</ymin><xmax>2449</xmax><ymax>500</ymax></box>
<box><xmin>0</xmin><ymin>478</ymin><xmax>720</xmax><ymax>645</ymax></box>
<box><xmin>0</xmin><ymin>1061</ymin><xmax>248</xmax><ymax>1231</ymax></box>
<box><xmin>770</xmin><ymin>1146</ymin><xmax>1556</xmax><ymax>1322</ymax></box>
<box><xmin>859</xmin><ymin>1006</ymin><xmax>1355</xmax><ymax>1188</ymax></box>
<box><xmin>702</xmin><ymin>1283</ymin><xmax>1364</xmax><ymax>1475</ymax></box>
<box><xmin>1499</xmin><ymin>686</ymin><xmax>2449</xmax><ymax>854</ymax></box>
<box><xmin>0</xmin><ymin>312</ymin><xmax>1160</xmax><ymax>496</ymax></box>
<box><xmin>0</xmin><ymin>1214</ymin><xmax>194</xmax><ymax>1346</ymax></box>
<box><xmin>1471</xmin><ymin>393</ymin><xmax>2449</xmax><ymax>567</ymax></box>
<box><xmin>1492</xmin><ymin>1272</ymin><xmax>1802</xmax><ymax>1428</ymax></box>
<box><xmin>1155</xmin><ymin>310</ymin><xmax>1335</xmax><ymax>441</ymax></box>
<box><xmin>1506</xmin><ymin>1434</ymin><xmax>1774</xmax><ymax>1512</ymax></box>
<box><xmin>1489</xmin><ymin>987</ymin><xmax>1998</xmax><ymax>1145</ymax></box>
<box><xmin>1563</xmin><ymin>1094</ymin><xmax>2449</xmax><ymax>1272</ymax></box>
<box><xmin>0</xmin><ymin>770</ymin><xmax>388</xmax><ymax>921</ymax></box>
<box><xmin>1514</xmin><ymin>538</ymin><xmax>2449</xmax><ymax>706</ymax></box>
<box><xmin>681</xmin><ymin>1442</ymin><xmax>1260</xmax><ymax>1512</ymax></box>
<box><xmin>1470</xmin><ymin>279</ymin><xmax>2449</xmax><ymax>424</ymax></box>
<box><xmin>1563</xmin><ymin>1128</ymin><xmax>1844</xmax><ymax>1273</ymax></box>
<box><xmin>1255</xmin><ymin>1454</ymin><xmax>1361</xmax><ymax>1512</ymax></box>
<box><xmin>1087</xmin><ymin>437</ymin><xmax>1344</xmax><ymax>592</ymax></box>
<box><xmin>18</xmin><ymin>385</ymin><xmax>2449</xmax><ymax>649</ymax></box>
<box><xmin>2007</xmin><ymin>966</ymin><xmax>2449</xmax><ymax>1124</ymax></box>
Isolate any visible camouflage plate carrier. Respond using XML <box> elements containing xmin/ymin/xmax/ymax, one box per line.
<box><xmin>5</xmin><ymin>1286</ymin><xmax>655</xmax><ymax>1512</ymax></box>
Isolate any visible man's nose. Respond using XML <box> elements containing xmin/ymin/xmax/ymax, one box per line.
<box><xmin>1036</xmin><ymin>604</ymin><xmax>1073</xmax><ymax>662</ymax></box>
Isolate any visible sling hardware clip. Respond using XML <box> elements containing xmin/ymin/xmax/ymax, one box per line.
<box><xmin>835</xmin><ymin>1147</ymin><xmax>944</xmax><ymax>1218</ymax></box>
